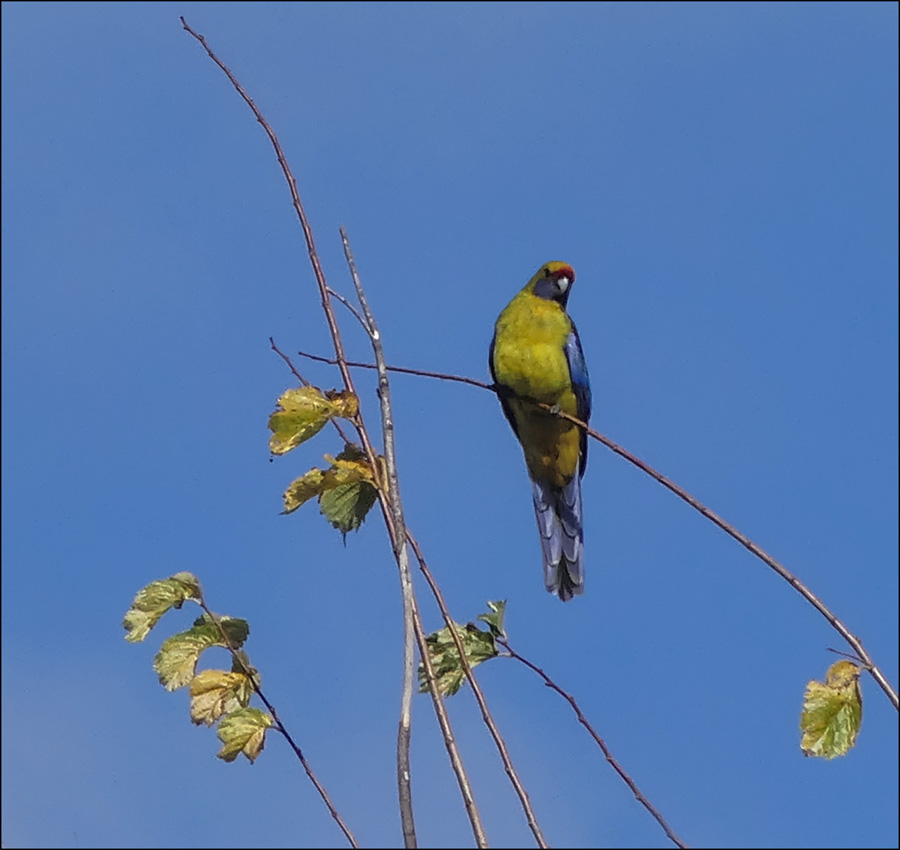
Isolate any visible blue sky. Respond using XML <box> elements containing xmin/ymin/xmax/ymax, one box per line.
<box><xmin>2</xmin><ymin>2</ymin><xmax>897</xmax><ymax>848</ymax></box>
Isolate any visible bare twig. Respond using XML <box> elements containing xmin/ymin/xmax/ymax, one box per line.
<box><xmin>407</xmin><ymin>531</ymin><xmax>549</xmax><ymax>848</ymax></box>
<box><xmin>270</xmin><ymin>338</ymin><xmax>312</xmax><ymax>387</ymax></box>
<box><xmin>340</xmin><ymin>230</ymin><xmax>489</xmax><ymax>848</ymax></box>
<box><xmin>499</xmin><ymin>638</ymin><xmax>688</xmax><ymax>849</ymax></box>
<box><xmin>327</xmin><ymin>286</ymin><xmax>372</xmax><ymax>336</ymax></box>
<box><xmin>338</xmin><ymin>232</ymin><xmax>417</xmax><ymax>847</ymax></box>
<box><xmin>179</xmin><ymin>18</ymin><xmax>355</xmax><ymax>395</ymax></box>
<box><xmin>292</xmin><ymin>354</ymin><xmax>899</xmax><ymax>712</ymax></box>
<box><xmin>296</xmin><ymin>349</ymin><xmax>492</xmax><ymax>391</ymax></box>
<box><xmin>196</xmin><ymin>596</ymin><xmax>359</xmax><ymax>848</ymax></box>
<box><xmin>825</xmin><ymin>647</ymin><xmax>867</xmax><ymax>664</ymax></box>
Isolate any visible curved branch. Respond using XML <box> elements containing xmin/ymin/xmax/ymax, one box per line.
<box><xmin>296</xmin><ymin>353</ymin><xmax>899</xmax><ymax>711</ymax></box>
<box><xmin>563</xmin><ymin>411</ymin><xmax>899</xmax><ymax>711</ymax></box>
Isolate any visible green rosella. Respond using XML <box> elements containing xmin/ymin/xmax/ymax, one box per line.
<box><xmin>489</xmin><ymin>261</ymin><xmax>592</xmax><ymax>601</ymax></box>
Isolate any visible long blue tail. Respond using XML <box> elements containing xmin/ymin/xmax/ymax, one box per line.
<box><xmin>531</xmin><ymin>476</ymin><xmax>584</xmax><ymax>601</ymax></box>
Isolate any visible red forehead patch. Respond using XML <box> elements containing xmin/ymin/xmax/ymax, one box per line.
<box><xmin>552</xmin><ymin>263</ymin><xmax>576</xmax><ymax>282</ymax></box>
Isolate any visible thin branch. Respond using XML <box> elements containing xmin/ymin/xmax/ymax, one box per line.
<box><xmin>291</xmin><ymin>353</ymin><xmax>899</xmax><ymax>712</ymax></box>
<box><xmin>196</xmin><ymin>596</ymin><xmax>359</xmax><ymax>848</ymax></box>
<box><xmin>406</xmin><ymin>531</ymin><xmax>549</xmax><ymax>848</ymax></box>
<box><xmin>341</xmin><ymin>229</ymin><xmax>489</xmax><ymax>848</ymax></box>
<box><xmin>826</xmin><ymin>647</ymin><xmax>867</xmax><ymax>664</ymax></box>
<box><xmin>327</xmin><ymin>286</ymin><xmax>373</xmax><ymax>336</ymax></box>
<box><xmin>179</xmin><ymin>18</ymin><xmax>354</xmax><ymax>394</ymax></box>
<box><xmin>499</xmin><ymin>638</ymin><xmax>688</xmax><ymax>849</ymax></box>
<box><xmin>339</xmin><ymin>230</ymin><xmax>416</xmax><ymax>847</ymax></box>
<box><xmin>296</xmin><ymin>349</ymin><xmax>492</xmax><ymax>391</ymax></box>
<box><xmin>180</xmin><ymin>18</ymin><xmax>420</xmax><ymax>844</ymax></box>
<box><xmin>270</xmin><ymin>337</ymin><xmax>312</xmax><ymax>386</ymax></box>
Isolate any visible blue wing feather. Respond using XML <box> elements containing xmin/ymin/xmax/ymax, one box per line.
<box><xmin>564</xmin><ymin>322</ymin><xmax>591</xmax><ymax>476</ymax></box>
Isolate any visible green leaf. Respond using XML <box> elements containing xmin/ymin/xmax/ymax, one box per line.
<box><xmin>319</xmin><ymin>480</ymin><xmax>378</xmax><ymax>535</ymax></box>
<box><xmin>800</xmin><ymin>660</ymin><xmax>863</xmax><ymax>759</ymax></box>
<box><xmin>418</xmin><ymin>621</ymin><xmax>499</xmax><ymax>697</ymax></box>
<box><xmin>217</xmin><ymin>707</ymin><xmax>273</xmax><ymax>763</ymax></box>
<box><xmin>122</xmin><ymin>572</ymin><xmax>202</xmax><ymax>643</ymax></box>
<box><xmin>476</xmin><ymin>600</ymin><xmax>507</xmax><ymax>638</ymax></box>
<box><xmin>153</xmin><ymin>615</ymin><xmax>250</xmax><ymax>692</ymax></box>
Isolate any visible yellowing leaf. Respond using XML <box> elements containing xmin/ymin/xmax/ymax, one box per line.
<box><xmin>190</xmin><ymin>670</ymin><xmax>254</xmax><ymax>726</ymax></box>
<box><xmin>323</xmin><ymin>442</ymin><xmax>371</xmax><ymax>474</ymax></box>
<box><xmin>268</xmin><ymin>387</ymin><xmax>359</xmax><ymax>455</ymax></box>
<box><xmin>153</xmin><ymin>615</ymin><xmax>250</xmax><ymax>692</ymax></box>
<box><xmin>282</xmin><ymin>468</ymin><xmax>326</xmax><ymax>514</ymax></box>
<box><xmin>418</xmin><ymin>621</ymin><xmax>499</xmax><ymax>697</ymax></box>
<box><xmin>327</xmin><ymin>389</ymin><xmax>359</xmax><ymax>419</ymax></box>
<box><xmin>322</xmin><ymin>455</ymin><xmax>375</xmax><ymax>486</ymax></box>
<box><xmin>122</xmin><ymin>572</ymin><xmax>202</xmax><ymax>643</ymax></box>
<box><xmin>217</xmin><ymin>707</ymin><xmax>273</xmax><ymax>763</ymax></box>
<box><xmin>800</xmin><ymin>660</ymin><xmax>863</xmax><ymax>759</ymax></box>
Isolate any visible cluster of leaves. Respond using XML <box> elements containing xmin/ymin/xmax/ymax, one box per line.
<box><xmin>268</xmin><ymin>387</ymin><xmax>380</xmax><ymax>535</ymax></box>
<box><xmin>419</xmin><ymin>601</ymin><xmax>507</xmax><ymax>697</ymax></box>
<box><xmin>123</xmin><ymin>572</ymin><xmax>272</xmax><ymax>763</ymax></box>
<box><xmin>121</xmin><ymin>387</ymin><xmax>377</xmax><ymax>765</ymax></box>
<box><xmin>800</xmin><ymin>659</ymin><xmax>863</xmax><ymax>759</ymax></box>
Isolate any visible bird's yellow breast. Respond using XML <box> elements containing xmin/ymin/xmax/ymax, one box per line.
<box><xmin>491</xmin><ymin>291</ymin><xmax>581</xmax><ymax>485</ymax></box>
<box><xmin>492</xmin><ymin>292</ymin><xmax>576</xmax><ymax>406</ymax></box>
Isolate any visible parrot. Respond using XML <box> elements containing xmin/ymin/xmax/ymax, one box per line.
<box><xmin>489</xmin><ymin>261</ymin><xmax>592</xmax><ymax>601</ymax></box>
